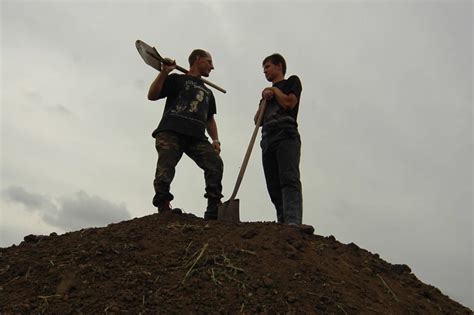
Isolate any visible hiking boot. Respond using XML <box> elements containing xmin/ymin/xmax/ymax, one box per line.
<box><xmin>157</xmin><ymin>200</ymin><xmax>172</xmax><ymax>213</ymax></box>
<box><xmin>204</xmin><ymin>212</ymin><xmax>218</xmax><ymax>220</ymax></box>
<box><xmin>171</xmin><ymin>208</ymin><xmax>183</xmax><ymax>215</ymax></box>
<box><xmin>204</xmin><ymin>198</ymin><xmax>221</xmax><ymax>220</ymax></box>
<box><xmin>299</xmin><ymin>224</ymin><xmax>315</xmax><ymax>235</ymax></box>
<box><xmin>157</xmin><ymin>201</ymin><xmax>183</xmax><ymax>215</ymax></box>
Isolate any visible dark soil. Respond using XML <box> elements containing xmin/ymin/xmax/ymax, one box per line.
<box><xmin>0</xmin><ymin>212</ymin><xmax>471</xmax><ymax>314</ymax></box>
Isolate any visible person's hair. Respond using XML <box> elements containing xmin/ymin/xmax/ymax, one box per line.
<box><xmin>262</xmin><ymin>53</ymin><xmax>286</xmax><ymax>75</ymax></box>
<box><xmin>188</xmin><ymin>49</ymin><xmax>209</xmax><ymax>66</ymax></box>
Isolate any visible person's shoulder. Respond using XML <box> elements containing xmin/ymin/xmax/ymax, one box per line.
<box><xmin>165</xmin><ymin>73</ymin><xmax>182</xmax><ymax>82</ymax></box>
<box><xmin>287</xmin><ymin>75</ymin><xmax>301</xmax><ymax>83</ymax></box>
<box><xmin>286</xmin><ymin>75</ymin><xmax>302</xmax><ymax>89</ymax></box>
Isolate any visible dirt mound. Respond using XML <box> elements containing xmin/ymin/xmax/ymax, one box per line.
<box><xmin>0</xmin><ymin>212</ymin><xmax>471</xmax><ymax>314</ymax></box>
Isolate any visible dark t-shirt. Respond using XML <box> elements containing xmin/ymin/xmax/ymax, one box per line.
<box><xmin>262</xmin><ymin>75</ymin><xmax>302</xmax><ymax>135</ymax></box>
<box><xmin>152</xmin><ymin>74</ymin><xmax>216</xmax><ymax>139</ymax></box>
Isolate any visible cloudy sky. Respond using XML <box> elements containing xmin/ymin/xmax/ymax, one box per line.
<box><xmin>1</xmin><ymin>0</ymin><xmax>472</xmax><ymax>308</ymax></box>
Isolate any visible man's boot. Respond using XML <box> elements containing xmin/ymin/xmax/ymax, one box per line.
<box><xmin>157</xmin><ymin>200</ymin><xmax>171</xmax><ymax>213</ymax></box>
<box><xmin>157</xmin><ymin>200</ymin><xmax>183</xmax><ymax>215</ymax></box>
<box><xmin>204</xmin><ymin>198</ymin><xmax>221</xmax><ymax>220</ymax></box>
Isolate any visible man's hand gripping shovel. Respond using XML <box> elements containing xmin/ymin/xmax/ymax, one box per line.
<box><xmin>135</xmin><ymin>39</ymin><xmax>226</xmax><ymax>94</ymax></box>
<box><xmin>218</xmin><ymin>99</ymin><xmax>267</xmax><ymax>222</ymax></box>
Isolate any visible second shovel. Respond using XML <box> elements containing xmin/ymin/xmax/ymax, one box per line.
<box><xmin>218</xmin><ymin>99</ymin><xmax>267</xmax><ymax>222</ymax></box>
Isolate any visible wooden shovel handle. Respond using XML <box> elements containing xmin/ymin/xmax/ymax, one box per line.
<box><xmin>228</xmin><ymin>99</ymin><xmax>267</xmax><ymax>202</ymax></box>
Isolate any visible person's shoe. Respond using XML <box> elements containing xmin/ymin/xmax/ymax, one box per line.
<box><xmin>300</xmin><ymin>224</ymin><xmax>315</xmax><ymax>234</ymax></box>
<box><xmin>171</xmin><ymin>208</ymin><xmax>183</xmax><ymax>215</ymax></box>
<box><xmin>157</xmin><ymin>200</ymin><xmax>172</xmax><ymax>213</ymax></box>
<box><xmin>204</xmin><ymin>198</ymin><xmax>221</xmax><ymax>220</ymax></box>
<box><xmin>204</xmin><ymin>212</ymin><xmax>218</xmax><ymax>220</ymax></box>
<box><xmin>287</xmin><ymin>222</ymin><xmax>315</xmax><ymax>235</ymax></box>
<box><xmin>157</xmin><ymin>201</ymin><xmax>183</xmax><ymax>215</ymax></box>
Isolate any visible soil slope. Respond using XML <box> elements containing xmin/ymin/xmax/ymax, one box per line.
<box><xmin>0</xmin><ymin>212</ymin><xmax>471</xmax><ymax>314</ymax></box>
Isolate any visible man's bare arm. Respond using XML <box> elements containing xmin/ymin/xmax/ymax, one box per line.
<box><xmin>262</xmin><ymin>87</ymin><xmax>298</xmax><ymax>110</ymax></box>
<box><xmin>207</xmin><ymin>115</ymin><xmax>221</xmax><ymax>154</ymax></box>
<box><xmin>147</xmin><ymin>59</ymin><xmax>176</xmax><ymax>100</ymax></box>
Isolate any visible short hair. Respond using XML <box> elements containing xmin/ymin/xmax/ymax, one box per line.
<box><xmin>188</xmin><ymin>49</ymin><xmax>209</xmax><ymax>67</ymax></box>
<box><xmin>262</xmin><ymin>53</ymin><xmax>287</xmax><ymax>75</ymax></box>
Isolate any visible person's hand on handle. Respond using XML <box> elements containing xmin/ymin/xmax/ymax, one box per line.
<box><xmin>262</xmin><ymin>87</ymin><xmax>274</xmax><ymax>100</ymax></box>
<box><xmin>161</xmin><ymin>58</ymin><xmax>176</xmax><ymax>73</ymax></box>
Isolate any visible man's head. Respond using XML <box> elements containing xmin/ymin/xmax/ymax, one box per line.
<box><xmin>189</xmin><ymin>49</ymin><xmax>214</xmax><ymax>77</ymax></box>
<box><xmin>262</xmin><ymin>53</ymin><xmax>286</xmax><ymax>82</ymax></box>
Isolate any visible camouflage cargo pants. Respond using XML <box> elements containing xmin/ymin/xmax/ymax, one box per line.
<box><xmin>153</xmin><ymin>131</ymin><xmax>223</xmax><ymax>210</ymax></box>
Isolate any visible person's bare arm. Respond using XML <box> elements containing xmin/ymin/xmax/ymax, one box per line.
<box><xmin>147</xmin><ymin>59</ymin><xmax>176</xmax><ymax>100</ymax></box>
<box><xmin>206</xmin><ymin>115</ymin><xmax>221</xmax><ymax>154</ymax></box>
<box><xmin>262</xmin><ymin>87</ymin><xmax>298</xmax><ymax>110</ymax></box>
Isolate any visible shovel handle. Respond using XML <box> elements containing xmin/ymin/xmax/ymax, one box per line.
<box><xmin>228</xmin><ymin>99</ymin><xmax>267</xmax><ymax>202</ymax></box>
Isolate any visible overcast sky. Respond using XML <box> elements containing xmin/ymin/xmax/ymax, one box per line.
<box><xmin>1</xmin><ymin>0</ymin><xmax>472</xmax><ymax>309</ymax></box>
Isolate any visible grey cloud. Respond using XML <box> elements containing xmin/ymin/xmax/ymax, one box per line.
<box><xmin>2</xmin><ymin>186</ymin><xmax>131</xmax><ymax>231</ymax></box>
<box><xmin>46</xmin><ymin>191</ymin><xmax>130</xmax><ymax>231</ymax></box>
<box><xmin>25</xmin><ymin>90</ymin><xmax>43</xmax><ymax>102</ymax></box>
<box><xmin>23</xmin><ymin>90</ymin><xmax>74</xmax><ymax>116</ymax></box>
<box><xmin>47</xmin><ymin>104</ymin><xmax>73</xmax><ymax>116</ymax></box>
<box><xmin>2</xmin><ymin>186</ymin><xmax>54</xmax><ymax>211</ymax></box>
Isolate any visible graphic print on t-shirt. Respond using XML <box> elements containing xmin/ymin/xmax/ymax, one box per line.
<box><xmin>171</xmin><ymin>79</ymin><xmax>210</xmax><ymax>123</ymax></box>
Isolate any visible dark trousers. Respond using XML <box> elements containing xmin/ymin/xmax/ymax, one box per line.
<box><xmin>153</xmin><ymin>131</ymin><xmax>223</xmax><ymax>214</ymax></box>
<box><xmin>261</xmin><ymin>131</ymin><xmax>302</xmax><ymax>224</ymax></box>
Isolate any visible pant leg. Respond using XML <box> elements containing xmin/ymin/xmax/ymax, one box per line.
<box><xmin>152</xmin><ymin>131</ymin><xmax>184</xmax><ymax>207</ymax></box>
<box><xmin>261</xmin><ymin>137</ymin><xmax>284</xmax><ymax>223</ymax></box>
<box><xmin>185</xmin><ymin>138</ymin><xmax>224</xmax><ymax>217</ymax></box>
<box><xmin>275</xmin><ymin>136</ymin><xmax>303</xmax><ymax>224</ymax></box>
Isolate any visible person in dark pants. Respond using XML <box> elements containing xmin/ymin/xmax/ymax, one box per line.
<box><xmin>254</xmin><ymin>53</ymin><xmax>303</xmax><ymax>225</ymax></box>
<box><xmin>147</xmin><ymin>49</ymin><xmax>223</xmax><ymax>220</ymax></box>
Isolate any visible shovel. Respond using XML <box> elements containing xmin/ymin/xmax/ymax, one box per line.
<box><xmin>218</xmin><ymin>99</ymin><xmax>268</xmax><ymax>222</ymax></box>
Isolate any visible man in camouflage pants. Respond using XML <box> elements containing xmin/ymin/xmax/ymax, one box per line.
<box><xmin>147</xmin><ymin>49</ymin><xmax>223</xmax><ymax>220</ymax></box>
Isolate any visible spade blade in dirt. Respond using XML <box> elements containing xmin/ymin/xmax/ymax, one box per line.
<box><xmin>218</xmin><ymin>199</ymin><xmax>240</xmax><ymax>222</ymax></box>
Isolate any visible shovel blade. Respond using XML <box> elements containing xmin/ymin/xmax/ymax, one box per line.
<box><xmin>136</xmin><ymin>40</ymin><xmax>162</xmax><ymax>71</ymax></box>
<box><xmin>218</xmin><ymin>199</ymin><xmax>240</xmax><ymax>222</ymax></box>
